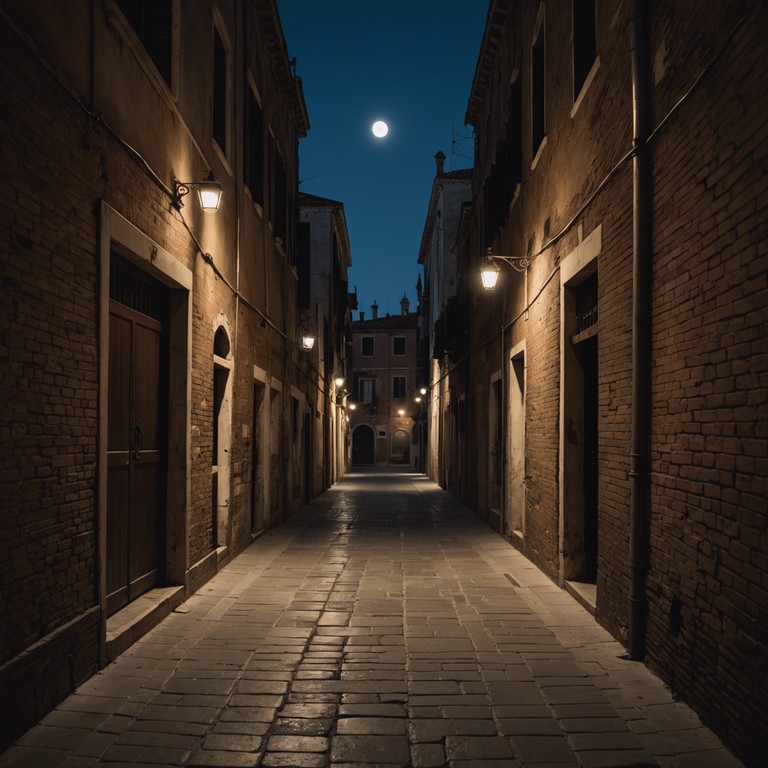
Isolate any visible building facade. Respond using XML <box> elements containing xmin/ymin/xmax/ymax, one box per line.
<box><xmin>0</xmin><ymin>0</ymin><xmax>350</xmax><ymax>747</ymax></box>
<box><xmin>349</xmin><ymin>302</ymin><xmax>420</xmax><ymax>467</ymax></box>
<box><xmin>298</xmin><ymin>192</ymin><xmax>354</xmax><ymax>489</ymax></box>
<box><xmin>419</xmin><ymin>1</ymin><xmax>767</xmax><ymax>765</ymax></box>
<box><xmin>417</xmin><ymin>151</ymin><xmax>473</xmax><ymax>487</ymax></box>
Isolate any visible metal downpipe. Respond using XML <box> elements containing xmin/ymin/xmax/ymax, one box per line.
<box><xmin>629</xmin><ymin>0</ymin><xmax>652</xmax><ymax>661</ymax></box>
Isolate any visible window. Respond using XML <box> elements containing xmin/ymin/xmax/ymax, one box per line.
<box><xmin>245</xmin><ymin>84</ymin><xmax>264</xmax><ymax>203</ymax></box>
<box><xmin>531</xmin><ymin>10</ymin><xmax>546</xmax><ymax>158</ymax></box>
<box><xmin>297</xmin><ymin>221</ymin><xmax>310</xmax><ymax>310</ymax></box>
<box><xmin>359</xmin><ymin>378</ymin><xmax>375</xmax><ymax>403</ymax></box>
<box><xmin>393</xmin><ymin>336</ymin><xmax>406</xmax><ymax>356</ymax></box>
<box><xmin>504</xmin><ymin>78</ymin><xmax>523</xmax><ymax>202</ymax></box>
<box><xmin>268</xmin><ymin>137</ymin><xmax>287</xmax><ymax>243</ymax></box>
<box><xmin>213</xmin><ymin>26</ymin><xmax>228</xmax><ymax>155</ymax></box>
<box><xmin>361</xmin><ymin>336</ymin><xmax>374</xmax><ymax>356</ymax></box>
<box><xmin>116</xmin><ymin>0</ymin><xmax>172</xmax><ymax>85</ymax></box>
<box><xmin>393</xmin><ymin>376</ymin><xmax>406</xmax><ymax>399</ymax></box>
<box><xmin>575</xmin><ymin>271</ymin><xmax>598</xmax><ymax>333</ymax></box>
<box><xmin>573</xmin><ymin>0</ymin><xmax>597</xmax><ymax>99</ymax></box>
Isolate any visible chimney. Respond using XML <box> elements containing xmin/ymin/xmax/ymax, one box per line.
<box><xmin>434</xmin><ymin>150</ymin><xmax>446</xmax><ymax>176</ymax></box>
<box><xmin>371</xmin><ymin>301</ymin><xmax>378</xmax><ymax>320</ymax></box>
<box><xmin>400</xmin><ymin>294</ymin><xmax>410</xmax><ymax>315</ymax></box>
<box><xmin>359</xmin><ymin>310</ymin><xmax>365</xmax><ymax>321</ymax></box>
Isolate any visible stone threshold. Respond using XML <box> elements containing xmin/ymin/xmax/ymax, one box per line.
<box><xmin>565</xmin><ymin>579</ymin><xmax>597</xmax><ymax>616</ymax></box>
<box><xmin>105</xmin><ymin>585</ymin><xmax>185</xmax><ymax>662</ymax></box>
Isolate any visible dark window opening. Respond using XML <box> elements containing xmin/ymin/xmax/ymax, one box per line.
<box><xmin>116</xmin><ymin>0</ymin><xmax>172</xmax><ymax>85</ymax></box>
<box><xmin>214</xmin><ymin>326</ymin><xmax>230</xmax><ymax>358</ymax></box>
<box><xmin>393</xmin><ymin>376</ymin><xmax>406</xmax><ymax>399</ymax></box>
<box><xmin>361</xmin><ymin>336</ymin><xmax>374</xmax><ymax>356</ymax></box>
<box><xmin>245</xmin><ymin>87</ymin><xmax>264</xmax><ymax>203</ymax></box>
<box><xmin>532</xmin><ymin>20</ymin><xmax>546</xmax><ymax>156</ymax></box>
<box><xmin>504</xmin><ymin>79</ymin><xmax>523</xmax><ymax>200</ymax></box>
<box><xmin>213</xmin><ymin>27</ymin><xmax>227</xmax><ymax>154</ymax></box>
<box><xmin>573</xmin><ymin>0</ymin><xmax>597</xmax><ymax>99</ymax></box>
<box><xmin>269</xmin><ymin>140</ymin><xmax>288</xmax><ymax>244</ymax></box>
<box><xmin>297</xmin><ymin>221</ymin><xmax>311</xmax><ymax>310</ymax></box>
<box><xmin>393</xmin><ymin>337</ymin><xmax>406</xmax><ymax>356</ymax></box>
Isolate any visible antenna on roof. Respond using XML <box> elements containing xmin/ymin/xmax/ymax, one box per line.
<box><xmin>451</xmin><ymin>123</ymin><xmax>474</xmax><ymax>169</ymax></box>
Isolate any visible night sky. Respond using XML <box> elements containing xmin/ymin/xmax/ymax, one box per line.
<box><xmin>277</xmin><ymin>1</ymin><xmax>488</xmax><ymax>318</ymax></box>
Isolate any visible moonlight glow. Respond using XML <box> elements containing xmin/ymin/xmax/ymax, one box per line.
<box><xmin>371</xmin><ymin>120</ymin><xmax>389</xmax><ymax>138</ymax></box>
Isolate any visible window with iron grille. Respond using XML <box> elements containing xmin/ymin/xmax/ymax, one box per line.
<box><xmin>109</xmin><ymin>257</ymin><xmax>163</xmax><ymax>320</ymax></box>
<box><xmin>576</xmin><ymin>272</ymin><xmax>598</xmax><ymax>333</ymax></box>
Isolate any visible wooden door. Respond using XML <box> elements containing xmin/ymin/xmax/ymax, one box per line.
<box><xmin>106</xmin><ymin>260</ymin><xmax>167</xmax><ymax>616</ymax></box>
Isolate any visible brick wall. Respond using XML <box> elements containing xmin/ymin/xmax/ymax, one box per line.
<box><xmin>644</xmin><ymin>3</ymin><xmax>768</xmax><ymax>762</ymax></box>
<box><xmin>592</xmin><ymin>174</ymin><xmax>634</xmax><ymax>639</ymax></box>
<box><xmin>0</xmin><ymin>28</ymin><xmax>102</xmax><ymax>748</ymax></box>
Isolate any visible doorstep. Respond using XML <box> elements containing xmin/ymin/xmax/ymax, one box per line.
<box><xmin>105</xmin><ymin>585</ymin><xmax>185</xmax><ymax>662</ymax></box>
<box><xmin>564</xmin><ymin>579</ymin><xmax>597</xmax><ymax>616</ymax></box>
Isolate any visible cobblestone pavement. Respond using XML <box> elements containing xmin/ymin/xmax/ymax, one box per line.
<box><xmin>1</xmin><ymin>469</ymin><xmax>744</xmax><ymax>767</ymax></box>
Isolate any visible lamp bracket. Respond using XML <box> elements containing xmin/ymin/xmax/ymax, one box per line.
<box><xmin>172</xmin><ymin>179</ymin><xmax>191</xmax><ymax>209</ymax></box>
<box><xmin>485</xmin><ymin>248</ymin><xmax>530</xmax><ymax>272</ymax></box>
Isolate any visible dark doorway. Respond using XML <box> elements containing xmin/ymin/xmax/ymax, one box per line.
<box><xmin>352</xmin><ymin>424</ymin><xmax>375</xmax><ymax>464</ymax></box>
<box><xmin>304</xmin><ymin>411</ymin><xmax>312</xmax><ymax>502</ymax></box>
<box><xmin>391</xmin><ymin>429</ymin><xmax>410</xmax><ymax>464</ymax></box>
<box><xmin>252</xmin><ymin>382</ymin><xmax>266</xmax><ymax>531</ymax></box>
<box><xmin>578</xmin><ymin>334</ymin><xmax>599</xmax><ymax>581</ymax></box>
<box><xmin>106</xmin><ymin>258</ymin><xmax>168</xmax><ymax>616</ymax></box>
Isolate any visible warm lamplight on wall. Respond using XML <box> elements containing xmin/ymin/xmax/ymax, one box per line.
<box><xmin>302</xmin><ymin>334</ymin><xmax>315</xmax><ymax>350</ymax></box>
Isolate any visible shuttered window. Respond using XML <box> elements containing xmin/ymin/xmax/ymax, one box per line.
<box><xmin>116</xmin><ymin>0</ymin><xmax>172</xmax><ymax>86</ymax></box>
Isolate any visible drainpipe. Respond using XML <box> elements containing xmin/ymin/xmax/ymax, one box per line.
<box><xmin>629</xmin><ymin>0</ymin><xmax>651</xmax><ymax>661</ymax></box>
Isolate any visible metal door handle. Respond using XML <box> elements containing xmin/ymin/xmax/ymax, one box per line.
<box><xmin>132</xmin><ymin>424</ymin><xmax>144</xmax><ymax>461</ymax></box>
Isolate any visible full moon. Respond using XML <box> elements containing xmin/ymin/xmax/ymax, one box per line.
<box><xmin>371</xmin><ymin>120</ymin><xmax>389</xmax><ymax>138</ymax></box>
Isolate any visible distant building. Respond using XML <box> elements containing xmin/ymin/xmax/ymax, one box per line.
<box><xmin>298</xmin><ymin>192</ymin><xmax>354</xmax><ymax>489</ymax></box>
<box><xmin>349</xmin><ymin>300</ymin><xmax>420</xmax><ymax>466</ymax></box>
<box><xmin>417</xmin><ymin>151</ymin><xmax>472</xmax><ymax>484</ymax></box>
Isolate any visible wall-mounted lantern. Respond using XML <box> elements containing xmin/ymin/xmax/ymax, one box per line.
<box><xmin>480</xmin><ymin>247</ymin><xmax>531</xmax><ymax>290</ymax></box>
<box><xmin>173</xmin><ymin>171</ymin><xmax>223</xmax><ymax>212</ymax></box>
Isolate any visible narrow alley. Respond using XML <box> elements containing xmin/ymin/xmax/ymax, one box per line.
<box><xmin>1</xmin><ymin>469</ymin><xmax>742</xmax><ymax>768</ymax></box>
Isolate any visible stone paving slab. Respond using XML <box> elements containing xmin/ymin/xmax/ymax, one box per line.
<box><xmin>0</xmin><ymin>469</ymin><xmax>745</xmax><ymax>768</ymax></box>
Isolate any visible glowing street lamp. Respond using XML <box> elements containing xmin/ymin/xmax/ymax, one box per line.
<box><xmin>481</xmin><ymin>248</ymin><xmax>531</xmax><ymax>290</ymax></box>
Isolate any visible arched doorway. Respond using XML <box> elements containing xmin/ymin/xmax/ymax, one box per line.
<box><xmin>352</xmin><ymin>424</ymin><xmax>375</xmax><ymax>464</ymax></box>
<box><xmin>392</xmin><ymin>429</ymin><xmax>410</xmax><ymax>464</ymax></box>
